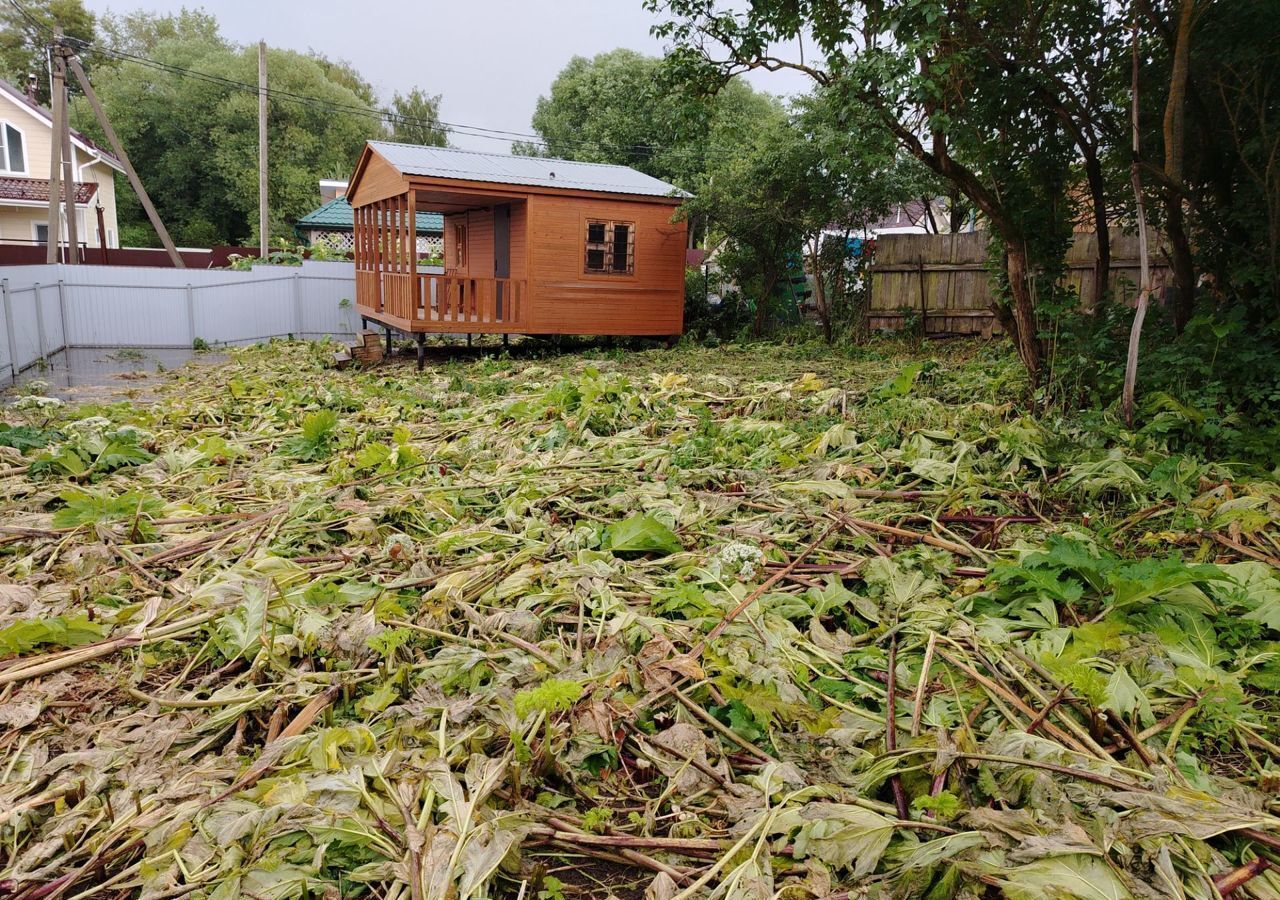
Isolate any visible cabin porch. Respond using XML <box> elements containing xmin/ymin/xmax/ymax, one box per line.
<box><xmin>352</xmin><ymin>182</ymin><xmax>527</xmax><ymax>367</ymax></box>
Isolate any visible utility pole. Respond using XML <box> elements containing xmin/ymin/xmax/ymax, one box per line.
<box><xmin>66</xmin><ymin>55</ymin><xmax>184</xmax><ymax>267</ymax></box>
<box><xmin>258</xmin><ymin>40</ymin><xmax>269</xmax><ymax>257</ymax></box>
<box><xmin>55</xmin><ymin>39</ymin><xmax>79</xmax><ymax>264</ymax></box>
<box><xmin>44</xmin><ymin>34</ymin><xmax>63</xmax><ymax>264</ymax></box>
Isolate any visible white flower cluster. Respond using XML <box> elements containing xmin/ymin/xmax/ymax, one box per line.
<box><xmin>716</xmin><ymin>541</ymin><xmax>765</xmax><ymax>580</ymax></box>
<box><xmin>67</xmin><ymin>416</ymin><xmax>114</xmax><ymax>433</ymax></box>
<box><xmin>382</xmin><ymin>533</ymin><xmax>416</xmax><ymax>561</ymax></box>
<box><xmin>13</xmin><ymin>395</ymin><xmax>63</xmax><ymax>411</ymax></box>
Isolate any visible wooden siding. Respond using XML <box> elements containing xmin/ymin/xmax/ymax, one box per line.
<box><xmin>525</xmin><ymin>194</ymin><xmax>685</xmax><ymax>335</ymax></box>
<box><xmin>349</xmin><ymin>142</ymin><xmax>687</xmax><ymax>339</ymax></box>
<box><xmin>347</xmin><ymin>150</ymin><xmax>405</xmax><ymax>207</ymax></box>
<box><xmin>509</xmin><ymin>201</ymin><xmax>527</xmax><ymax>280</ymax></box>
<box><xmin>442</xmin><ymin>208</ymin><xmax>497</xmax><ymax>279</ymax></box>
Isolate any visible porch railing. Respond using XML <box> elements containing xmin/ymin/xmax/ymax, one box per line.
<box><xmin>357</xmin><ymin>271</ymin><xmax>526</xmax><ymax>331</ymax></box>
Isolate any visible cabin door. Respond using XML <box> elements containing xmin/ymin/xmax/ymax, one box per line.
<box><xmin>494</xmin><ymin>203</ymin><xmax>511</xmax><ymax>317</ymax></box>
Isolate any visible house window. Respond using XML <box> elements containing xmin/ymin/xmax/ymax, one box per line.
<box><xmin>0</xmin><ymin>121</ymin><xmax>26</xmax><ymax>174</ymax></box>
<box><xmin>453</xmin><ymin>223</ymin><xmax>466</xmax><ymax>268</ymax></box>
<box><xmin>33</xmin><ymin>222</ymin><xmax>48</xmax><ymax>245</ymax></box>
<box><xmin>584</xmin><ymin>220</ymin><xmax>634</xmax><ymax>274</ymax></box>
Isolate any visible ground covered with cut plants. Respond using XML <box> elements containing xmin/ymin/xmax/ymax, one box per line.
<box><xmin>3</xmin><ymin>338</ymin><xmax>1280</xmax><ymax>900</ymax></box>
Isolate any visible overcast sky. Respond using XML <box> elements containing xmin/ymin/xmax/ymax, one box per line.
<box><xmin>80</xmin><ymin>0</ymin><xmax>813</xmax><ymax>152</ymax></box>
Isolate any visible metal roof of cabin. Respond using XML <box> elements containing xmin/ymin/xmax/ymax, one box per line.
<box><xmin>296</xmin><ymin>197</ymin><xmax>443</xmax><ymax>232</ymax></box>
<box><xmin>367</xmin><ymin>141</ymin><xmax>690</xmax><ymax>198</ymax></box>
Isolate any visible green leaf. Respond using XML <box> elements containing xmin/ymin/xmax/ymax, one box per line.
<box><xmin>1104</xmin><ymin>666</ymin><xmax>1153</xmax><ymax>725</ymax></box>
<box><xmin>989</xmin><ymin>855</ymin><xmax>1133</xmax><ymax>899</ymax></box>
<box><xmin>356</xmin><ymin>680</ymin><xmax>399</xmax><ymax>714</ymax></box>
<box><xmin>770</xmin><ymin>802</ymin><xmax>895</xmax><ymax>877</ymax></box>
<box><xmin>0</xmin><ymin>614</ymin><xmax>106</xmax><ymax>657</ymax></box>
<box><xmin>514</xmin><ymin>678</ymin><xmax>583</xmax><ymax>718</ymax></box>
<box><xmin>302</xmin><ymin>409</ymin><xmax>339</xmax><ymax>443</ymax></box>
<box><xmin>0</xmin><ymin>423</ymin><xmax>62</xmax><ymax>452</ymax></box>
<box><xmin>52</xmin><ymin>488</ymin><xmax>163</xmax><ymax>529</ymax></box>
<box><xmin>602</xmin><ymin>513</ymin><xmax>682</xmax><ymax>556</ymax></box>
<box><xmin>910</xmin><ymin>790</ymin><xmax>962</xmax><ymax>822</ymax></box>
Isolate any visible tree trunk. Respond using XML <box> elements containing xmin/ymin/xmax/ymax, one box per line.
<box><xmin>1163</xmin><ymin>0</ymin><xmax>1196</xmax><ymax>331</ymax></box>
<box><xmin>948</xmin><ymin>187</ymin><xmax>965</xmax><ymax>233</ymax></box>
<box><xmin>807</xmin><ymin>235</ymin><xmax>832</xmax><ymax>343</ymax></box>
<box><xmin>1122</xmin><ymin>14</ymin><xmax>1158</xmax><ymax>428</ymax></box>
<box><xmin>1004</xmin><ymin>243</ymin><xmax>1042</xmax><ymax>381</ymax></box>
<box><xmin>755</xmin><ymin>270</ymin><xmax>779</xmax><ymax>337</ymax></box>
<box><xmin>1166</xmin><ymin>206</ymin><xmax>1195</xmax><ymax>329</ymax></box>
<box><xmin>1083</xmin><ymin>146</ymin><xmax>1110</xmax><ymax>310</ymax></box>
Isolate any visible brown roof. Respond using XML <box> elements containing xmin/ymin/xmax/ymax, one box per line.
<box><xmin>0</xmin><ymin>176</ymin><xmax>99</xmax><ymax>204</ymax></box>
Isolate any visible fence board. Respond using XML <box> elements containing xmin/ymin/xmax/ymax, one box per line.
<box><xmin>868</xmin><ymin>232</ymin><xmax>1163</xmax><ymax>335</ymax></box>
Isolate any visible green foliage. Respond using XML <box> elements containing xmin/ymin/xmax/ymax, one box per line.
<box><xmin>514</xmin><ymin>48</ymin><xmax>776</xmax><ymax>194</ymax></box>
<box><xmin>0</xmin><ymin>614</ymin><xmax>105</xmax><ymax>658</ymax></box>
<box><xmin>910</xmin><ymin>790</ymin><xmax>962</xmax><ymax>822</ymax></box>
<box><xmin>1051</xmin><ymin>304</ymin><xmax>1280</xmax><ymax>464</ymax></box>
<box><xmin>513</xmin><ymin>679</ymin><xmax>584</xmax><ymax>719</ymax></box>
<box><xmin>388</xmin><ymin>87</ymin><xmax>448</xmax><ymax>146</ymax></box>
<box><xmin>579</xmin><ymin>807</ymin><xmax>614</xmax><ymax>833</ymax></box>
<box><xmin>367</xmin><ymin>627</ymin><xmax>412</xmax><ymax>659</ymax></box>
<box><xmin>536</xmin><ymin>875</ymin><xmax>566</xmax><ymax>900</ymax></box>
<box><xmin>0</xmin><ymin>423</ymin><xmax>63</xmax><ymax>452</ymax></box>
<box><xmin>0</xmin><ymin>0</ymin><xmax>96</xmax><ymax>104</ymax></box>
<box><xmin>51</xmin><ymin>488</ymin><xmax>162</xmax><ymax>529</ymax></box>
<box><xmin>282</xmin><ymin>409</ymin><xmax>339</xmax><ymax>460</ymax></box>
<box><xmin>602</xmin><ymin>513</ymin><xmax>683</xmax><ymax>556</ymax></box>
<box><xmin>70</xmin><ymin>9</ymin><xmax>436</xmax><ymax>247</ymax></box>
<box><xmin>29</xmin><ymin>421</ymin><xmax>153</xmax><ymax>480</ymax></box>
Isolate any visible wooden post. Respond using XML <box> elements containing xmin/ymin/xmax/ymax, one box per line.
<box><xmin>55</xmin><ymin>43</ymin><xmax>79</xmax><ymax>264</ymax></box>
<box><xmin>95</xmin><ymin>203</ymin><xmax>109</xmax><ymax>264</ymax></box>
<box><xmin>258</xmin><ymin>40</ymin><xmax>269</xmax><ymax>257</ymax></box>
<box><xmin>65</xmin><ymin>56</ymin><xmax>185</xmax><ymax>267</ymax></box>
<box><xmin>406</xmin><ymin>191</ymin><xmax>415</xmax><ymax>270</ymax></box>
<box><xmin>45</xmin><ymin>36</ymin><xmax>64</xmax><ymax>264</ymax></box>
<box><xmin>917</xmin><ymin>257</ymin><xmax>928</xmax><ymax>335</ymax></box>
<box><xmin>376</xmin><ymin>199</ymin><xmax>385</xmax><ymax>311</ymax></box>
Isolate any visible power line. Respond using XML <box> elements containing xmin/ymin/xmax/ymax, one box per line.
<box><xmin>8</xmin><ymin>0</ymin><xmax>745</xmax><ymax>163</ymax></box>
<box><xmin>81</xmin><ymin>41</ymin><xmax>734</xmax><ymax>160</ymax></box>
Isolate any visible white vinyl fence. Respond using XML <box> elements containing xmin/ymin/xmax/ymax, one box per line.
<box><xmin>1</xmin><ymin>261</ymin><xmax>359</xmax><ymax>386</ymax></box>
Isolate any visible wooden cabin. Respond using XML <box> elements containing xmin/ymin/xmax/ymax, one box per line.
<box><xmin>346</xmin><ymin>141</ymin><xmax>689</xmax><ymax>365</ymax></box>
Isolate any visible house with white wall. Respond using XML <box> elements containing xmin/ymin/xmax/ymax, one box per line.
<box><xmin>0</xmin><ymin>77</ymin><xmax>123</xmax><ymax>252</ymax></box>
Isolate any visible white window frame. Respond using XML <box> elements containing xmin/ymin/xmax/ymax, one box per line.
<box><xmin>0</xmin><ymin>119</ymin><xmax>28</xmax><ymax>175</ymax></box>
<box><xmin>32</xmin><ymin>220</ymin><xmax>48</xmax><ymax>245</ymax></box>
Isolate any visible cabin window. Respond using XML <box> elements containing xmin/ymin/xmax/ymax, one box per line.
<box><xmin>0</xmin><ymin>122</ymin><xmax>25</xmax><ymax>174</ymax></box>
<box><xmin>584</xmin><ymin>219</ymin><xmax>634</xmax><ymax>274</ymax></box>
<box><xmin>453</xmin><ymin>224</ymin><xmax>466</xmax><ymax>267</ymax></box>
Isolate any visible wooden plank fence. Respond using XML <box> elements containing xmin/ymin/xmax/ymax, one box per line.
<box><xmin>868</xmin><ymin>232</ymin><xmax>1163</xmax><ymax>335</ymax></box>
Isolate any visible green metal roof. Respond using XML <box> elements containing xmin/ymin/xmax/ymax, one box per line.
<box><xmin>296</xmin><ymin>197</ymin><xmax>444</xmax><ymax>233</ymax></box>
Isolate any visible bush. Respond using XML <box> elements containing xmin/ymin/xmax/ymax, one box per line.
<box><xmin>683</xmin><ymin>266</ymin><xmax>751</xmax><ymax>343</ymax></box>
<box><xmin>1050</xmin><ymin>300</ymin><xmax>1280</xmax><ymax>465</ymax></box>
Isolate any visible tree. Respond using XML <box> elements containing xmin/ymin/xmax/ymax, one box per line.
<box><xmin>0</xmin><ymin>0</ymin><xmax>96</xmax><ymax>104</ymax></box>
<box><xmin>514</xmin><ymin>48</ymin><xmax>778</xmax><ymax>197</ymax></box>
<box><xmin>686</xmin><ymin>107</ymin><xmax>804</xmax><ymax>337</ymax></box>
<box><xmin>792</xmin><ymin>89</ymin><xmax>938</xmax><ymax>341</ymax></box>
<box><xmin>388</xmin><ymin>88</ymin><xmax>448</xmax><ymax>146</ymax></box>
<box><xmin>72</xmin><ymin>11</ymin><xmax>389</xmax><ymax>247</ymax></box>
<box><xmin>649</xmin><ymin>0</ymin><xmax>1128</xmax><ymax>382</ymax></box>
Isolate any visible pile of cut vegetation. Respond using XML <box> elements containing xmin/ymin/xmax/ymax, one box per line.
<box><xmin>1</xmin><ymin>340</ymin><xmax>1278</xmax><ymax>899</ymax></box>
